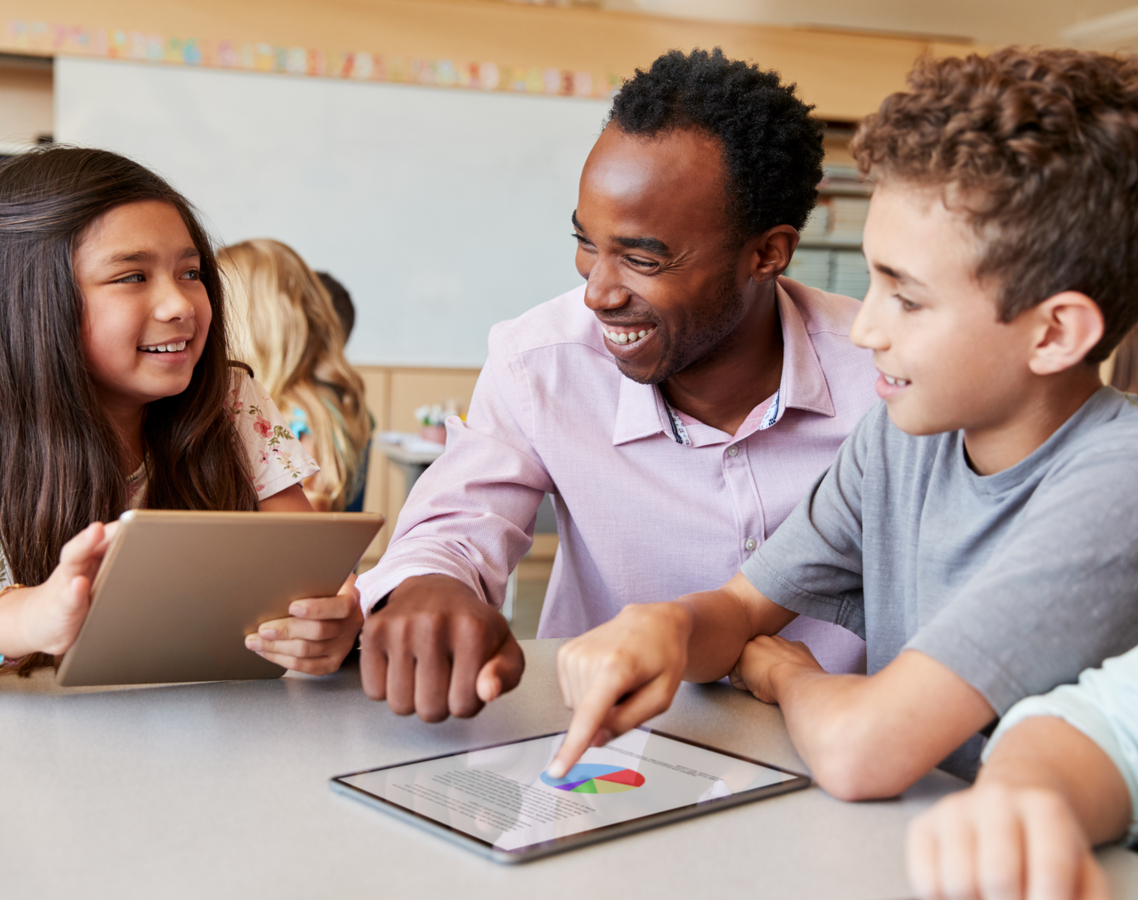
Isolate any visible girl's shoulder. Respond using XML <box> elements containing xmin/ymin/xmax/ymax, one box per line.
<box><xmin>224</xmin><ymin>367</ymin><xmax>319</xmax><ymax>498</ymax></box>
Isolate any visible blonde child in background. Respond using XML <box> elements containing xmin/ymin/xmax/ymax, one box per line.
<box><xmin>220</xmin><ymin>240</ymin><xmax>372</xmax><ymax>512</ymax></box>
<box><xmin>0</xmin><ymin>148</ymin><xmax>363</xmax><ymax>677</ymax></box>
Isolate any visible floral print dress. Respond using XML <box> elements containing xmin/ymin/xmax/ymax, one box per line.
<box><xmin>0</xmin><ymin>373</ymin><xmax>318</xmax><ymax>589</ymax></box>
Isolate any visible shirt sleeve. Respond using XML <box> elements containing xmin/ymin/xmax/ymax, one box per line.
<box><xmin>355</xmin><ymin>324</ymin><xmax>555</xmax><ymax>614</ymax></box>
<box><xmin>984</xmin><ymin>646</ymin><xmax>1138</xmax><ymax>847</ymax></box>
<box><xmin>907</xmin><ymin>445</ymin><xmax>1138</xmax><ymax>715</ymax></box>
<box><xmin>228</xmin><ymin>373</ymin><xmax>319</xmax><ymax>502</ymax></box>
<box><xmin>739</xmin><ymin>405</ymin><xmax>874</xmax><ymax>639</ymax></box>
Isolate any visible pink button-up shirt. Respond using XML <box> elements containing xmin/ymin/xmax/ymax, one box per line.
<box><xmin>359</xmin><ymin>278</ymin><xmax>879</xmax><ymax>674</ymax></box>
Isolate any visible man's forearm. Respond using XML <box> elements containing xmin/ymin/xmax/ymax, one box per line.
<box><xmin>979</xmin><ymin>716</ymin><xmax>1131</xmax><ymax>846</ymax></box>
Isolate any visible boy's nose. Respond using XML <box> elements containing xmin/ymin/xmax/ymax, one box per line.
<box><xmin>850</xmin><ymin>293</ymin><xmax>886</xmax><ymax>351</ymax></box>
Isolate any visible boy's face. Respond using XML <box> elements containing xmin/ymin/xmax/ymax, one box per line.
<box><xmin>851</xmin><ymin>183</ymin><xmax>1038</xmax><ymax>439</ymax></box>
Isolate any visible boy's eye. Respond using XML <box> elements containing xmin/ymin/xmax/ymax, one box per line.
<box><xmin>895</xmin><ymin>294</ymin><xmax>921</xmax><ymax>312</ymax></box>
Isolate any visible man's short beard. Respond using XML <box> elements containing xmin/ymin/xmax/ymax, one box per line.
<box><xmin>640</xmin><ymin>269</ymin><xmax>747</xmax><ymax>386</ymax></box>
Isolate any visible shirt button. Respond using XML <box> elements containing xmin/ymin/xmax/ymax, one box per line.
<box><xmin>744</xmin><ymin>537</ymin><xmax>757</xmax><ymax>551</ymax></box>
<box><xmin>727</xmin><ymin>445</ymin><xmax>739</xmax><ymax>457</ymax></box>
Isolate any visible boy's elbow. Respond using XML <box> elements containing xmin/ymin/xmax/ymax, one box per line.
<box><xmin>806</xmin><ymin>716</ymin><xmax>922</xmax><ymax>802</ymax></box>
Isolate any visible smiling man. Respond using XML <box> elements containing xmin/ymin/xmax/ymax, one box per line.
<box><xmin>356</xmin><ymin>48</ymin><xmax>878</xmax><ymax>721</ymax></box>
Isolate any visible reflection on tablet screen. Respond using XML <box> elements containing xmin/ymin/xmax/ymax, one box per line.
<box><xmin>334</xmin><ymin>728</ymin><xmax>804</xmax><ymax>858</ymax></box>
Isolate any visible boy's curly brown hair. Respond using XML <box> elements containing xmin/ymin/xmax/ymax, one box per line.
<box><xmin>852</xmin><ymin>48</ymin><xmax>1138</xmax><ymax>363</ymax></box>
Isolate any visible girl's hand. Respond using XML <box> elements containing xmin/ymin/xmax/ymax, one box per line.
<box><xmin>5</xmin><ymin>522</ymin><xmax>117</xmax><ymax>657</ymax></box>
<box><xmin>244</xmin><ymin>574</ymin><xmax>363</xmax><ymax>676</ymax></box>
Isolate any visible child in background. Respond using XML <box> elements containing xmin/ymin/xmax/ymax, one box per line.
<box><xmin>549</xmin><ymin>49</ymin><xmax>1138</xmax><ymax>796</ymax></box>
<box><xmin>0</xmin><ymin>147</ymin><xmax>362</xmax><ymax>677</ymax></box>
<box><xmin>907</xmin><ymin>647</ymin><xmax>1138</xmax><ymax>900</ymax></box>
<box><xmin>220</xmin><ymin>241</ymin><xmax>372</xmax><ymax>512</ymax></box>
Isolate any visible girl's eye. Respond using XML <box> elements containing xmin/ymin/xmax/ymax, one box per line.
<box><xmin>182</xmin><ymin>268</ymin><xmax>202</xmax><ymax>281</ymax></box>
<box><xmin>115</xmin><ymin>273</ymin><xmax>145</xmax><ymax>284</ymax></box>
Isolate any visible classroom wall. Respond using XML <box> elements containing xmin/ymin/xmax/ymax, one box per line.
<box><xmin>4</xmin><ymin>0</ymin><xmax>971</xmax><ymax>121</ymax></box>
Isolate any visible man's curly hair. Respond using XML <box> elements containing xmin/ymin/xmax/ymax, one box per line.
<box><xmin>608</xmin><ymin>48</ymin><xmax>824</xmax><ymax>243</ymax></box>
<box><xmin>853</xmin><ymin>48</ymin><xmax>1138</xmax><ymax>363</ymax></box>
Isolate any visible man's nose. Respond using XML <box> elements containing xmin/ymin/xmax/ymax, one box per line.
<box><xmin>582</xmin><ymin>256</ymin><xmax>627</xmax><ymax>312</ymax></box>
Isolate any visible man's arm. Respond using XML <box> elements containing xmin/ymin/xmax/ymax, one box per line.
<box><xmin>907</xmin><ymin>716</ymin><xmax>1128</xmax><ymax>900</ymax></box>
<box><xmin>732</xmin><ymin>640</ymin><xmax>994</xmax><ymax>800</ymax></box>
<box><xmin>355</xmin><ymin>327</ymin><xmax>551</xmax><ymax>720</ymax></box>
<box><xmin>550</xmin><ymin>572</ymin><xmax>795</xmax><ymax>777</ymax></box>
<box><xmin>359</xmin><ymin>574</ymin><xmax>523</xmax><ymax>721</ymax></box>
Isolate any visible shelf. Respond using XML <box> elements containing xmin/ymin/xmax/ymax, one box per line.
<box><xmin>799</xmin><ymin>237</ymin><xmax>865</xmax><ymax>250</ymax></box>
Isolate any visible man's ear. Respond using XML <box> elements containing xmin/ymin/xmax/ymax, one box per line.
<box><xmin>745</xmin><ymin>225</ymin><xmax>800</xmax><ymax>283</ymax></box>
<box><xmin>1027</xmin><ymin>291</ymin><xmax>1104</xmax><ymax>376</ymax></box>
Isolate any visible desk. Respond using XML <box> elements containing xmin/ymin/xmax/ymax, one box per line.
<box><xmin>5</xmin><ymin>641</ymin><xmax>1136</xmax><ymax>899</ymax></box>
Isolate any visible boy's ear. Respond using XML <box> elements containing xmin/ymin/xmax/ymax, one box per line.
<box><xmin>746</xmin><ymin>225</ymin><xmax>800</xmax><ymax>283</ymax></box>
<box><xmin>1027</xmin><ymin>291</ymin><xmax>1104</xmax><ymax>376</ymax></box>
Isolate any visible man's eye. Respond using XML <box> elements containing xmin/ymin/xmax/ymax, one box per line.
<box><xmin>626</xmin><ymin>256</ymin><xmax>656</xmax><ymax>269</ymax></box>
<box><xmin>571</xmin><ymin>233</ymin><xmax>593</xmax><ymax>248</ymax></box>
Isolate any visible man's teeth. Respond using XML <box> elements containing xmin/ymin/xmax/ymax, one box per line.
<box><xmin>605</xmin><ymin>328</ymin><xmax>652</xmax><ymax>345</ymax></box>
<box><xmin>140</xmin><ymin>341</ymin><xmax>187</xmax><ymax>353</ymax></box>
<box><xmin>883</xmin><ymin>374</ymin><xmax>910</xmax><ymax>386</ymax></box>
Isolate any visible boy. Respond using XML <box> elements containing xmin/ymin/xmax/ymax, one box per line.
<box><xmin>549</xmin><ymin>48</ymin><xmax>1138</xmax><ymax>799</ymax></box>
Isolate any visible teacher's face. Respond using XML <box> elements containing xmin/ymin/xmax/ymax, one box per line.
<box><xmin>573</xmin><ymin>125</ymin><xmax>747</xmax><ymax>385</ymax></box>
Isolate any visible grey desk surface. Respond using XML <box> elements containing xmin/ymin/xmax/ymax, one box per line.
<box><xmin>4</xmin><ymin>640</ymin><xmax>1136</xmax><ymax>899</ymax></box>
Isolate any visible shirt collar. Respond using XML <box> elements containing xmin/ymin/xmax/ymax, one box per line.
<box><xmin>610</xmin><ymin>279</ymin><xmax>837</xmax><ymax>447</ymax></box>
<box><xmin>771</xmin><ymin>279</ymin><xmax>836</xmax><ymax>422</ymax></box>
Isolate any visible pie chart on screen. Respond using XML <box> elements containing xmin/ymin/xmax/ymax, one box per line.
<box><xmin>541</xmin><ymin>764</ymin><xmax>646</xmax><ymax>794</ymax></box>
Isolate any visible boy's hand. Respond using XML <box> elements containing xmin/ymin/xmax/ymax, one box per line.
<box><xmin>358</xmin><ymin>574</ymin><xmax>525</xmax><ymax>722</ymax></box>
<box><xmin>907</xmin><ymin>782</ymin><xmax>1109</xmax><ymax>900</ymax></box>
<box><xmin>8</xmin><ymin>521</ymin><xmax>117</xmax><ymax>657</ymax></box>
<box><xmin>729</xmin><ymin>635</ymin><xmax>825</xmax><ymax>704</ymax></box>
<box><xmin>245</xmin><ymin>574</ymin><xmax>363</xmax><ymax>676</ymax></box>
<box><xmin>549</xmin><ymin>602</ymin><xmax>692</xmax><ymax>779</ymax></box>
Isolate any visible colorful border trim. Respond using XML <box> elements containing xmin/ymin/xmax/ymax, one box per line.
<box><xmin>2</xmin><ymin>19</ymin><xmax>621</xmax><ymax>99</ymax></box>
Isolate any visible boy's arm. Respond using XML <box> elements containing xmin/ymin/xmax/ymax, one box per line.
<box><xmin>550</xmin><ymin>572</ymin><xmax>796</xmax><ymax>777</ymax></box>
<box><xmin>734</xmin><ymin>639</ymin><xmax>994</xmax><ymax>800</ymax></box>
<box><xmin>907</xmin><ymin>716</ymin><xmax>1128</xmax><ymax>900</ymax></box>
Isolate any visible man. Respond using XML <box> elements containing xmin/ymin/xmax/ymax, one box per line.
<box><xmin>349</xmin><ymin>48</ymin><xmax>878</xmax><ymax>721</ymax></box>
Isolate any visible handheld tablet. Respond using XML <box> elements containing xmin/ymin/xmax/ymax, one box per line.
<box><xmin>56</xmin><ymin>509</ymin><xmax>383</xmax><ymax>686</ymax></box>
<box><xmin>331</xmin><ymin>728</ymin><xmax>809</xmax><ymax>863</ymax></box>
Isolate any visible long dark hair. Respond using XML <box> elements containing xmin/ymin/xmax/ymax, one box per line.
<box><xmin>0</xmin><ymin>147</ymin><xmax>258</xmax><ymax>672</ymax></box>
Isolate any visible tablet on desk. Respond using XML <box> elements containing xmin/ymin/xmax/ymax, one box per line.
<box><xmin>55</xmin><ymin>510</ymin><xmax>383</xmax><ymax>687</ymax></box>
<box><xmin>331</xmin><ymin>728</ymin><xmax>809</xmax><ymax>863</ymax></box>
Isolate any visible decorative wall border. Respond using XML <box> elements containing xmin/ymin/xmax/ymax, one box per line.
<box><xmin>2</xmin><ymin>19</ymin><xmax>621</xmax><ymax>99</ymax></box>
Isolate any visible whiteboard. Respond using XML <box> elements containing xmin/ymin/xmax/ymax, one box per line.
<box><xmin>56</xmin><ymin>57</ymin><xmax>609</xmax><ymax>366</ymax></box>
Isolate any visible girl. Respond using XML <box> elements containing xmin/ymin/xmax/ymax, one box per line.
<box><xmin>220</xmin><ymin>239</ymin><xmax>372</xmax><ymax>512</ymax></box>
<box><xmin>0</xmin><ymin>147</ymin><xmax>362</xmax><ymax>677</ymax></box>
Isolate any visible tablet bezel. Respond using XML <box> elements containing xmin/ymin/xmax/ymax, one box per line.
<box><xmin>330</xmin><ymin>727</ymin><xmax>811</xmax><ymax>864</ymax></box>
<box><xmin>55</xmin><ymin>509</ymin><xmax>383</xmax><ymax>686</ymax></box>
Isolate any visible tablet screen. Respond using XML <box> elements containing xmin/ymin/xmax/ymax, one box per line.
<box><xmin>332</xmin><ymin>728</ymin><xmax>808</xmax><ymax>861</ymax></box>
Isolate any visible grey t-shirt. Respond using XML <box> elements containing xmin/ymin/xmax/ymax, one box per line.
<box><xmin>741</xmin><ymin>387</ymin><xmax>1138</xmax><ymax>776</ymax></box>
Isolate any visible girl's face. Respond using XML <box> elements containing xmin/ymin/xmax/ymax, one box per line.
<box><xmin>74</xmin><ymin>200</ymin><xmax>212</xmax><ymax>416</ymax></box>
